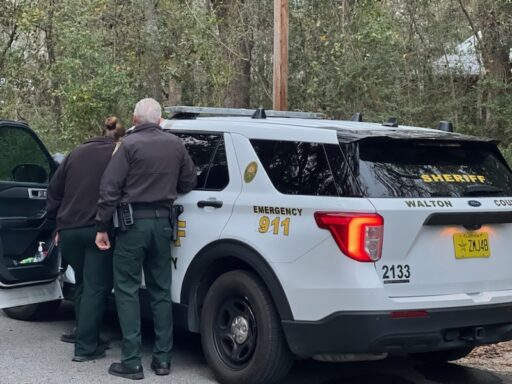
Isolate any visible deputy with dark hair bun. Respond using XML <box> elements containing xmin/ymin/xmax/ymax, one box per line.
<box><xmin>46</xmin><ymin>116</ymin><xmax>125</xmax><ymax>362</ymax></box>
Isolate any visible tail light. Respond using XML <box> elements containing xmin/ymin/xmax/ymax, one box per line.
<box><xmin>314</xmin><ymin>212</ymin><xmax>384</xmax><ymax>262</ymax></box>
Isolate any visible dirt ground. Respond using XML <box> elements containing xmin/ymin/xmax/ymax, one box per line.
<box><xmin>459</xmin><ymin>342</ymin><xmax>512</xmax><ymax>378</ymax></box>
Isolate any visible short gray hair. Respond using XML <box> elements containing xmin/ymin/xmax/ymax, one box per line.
<box><xmin>133</xmin><ymin>98</ymin><xmax>162</xmax><ymax>124</ymax></box>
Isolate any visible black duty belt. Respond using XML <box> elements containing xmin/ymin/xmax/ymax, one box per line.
<box><xmin>132</xmin><ymin>206</ymin><xmax>170</xmax><ymax>220</ymax></box>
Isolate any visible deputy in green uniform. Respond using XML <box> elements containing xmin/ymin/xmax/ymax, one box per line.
<box><xmin>47</xmin><ymin>116</ymin><xmax>125</xmax><ymax>361</ymax></box>
<box><xmin>95</xmin><ymin>98</ymin><xmax>197</xmax><ymax>380</ymax></box>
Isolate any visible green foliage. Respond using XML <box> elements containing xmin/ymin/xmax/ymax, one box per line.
<box><xmin>0</xmin><ymin>0</ymin><xmax>511</xmax><ymax>156</ymax></box>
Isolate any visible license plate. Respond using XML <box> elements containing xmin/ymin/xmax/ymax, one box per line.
<box><xmin>453</xmin><ymin>232</ymin><xmax>490</xmax><ymax>259</ymax></box>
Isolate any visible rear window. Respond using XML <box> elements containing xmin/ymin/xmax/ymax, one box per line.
<box><xmin>250</xmin><ymin>139</ymin><xmax>358</xmax><ymax>196</ymax></box>
<box><xmin>355</xmin><ymin>139</ymin><xmax>512</xmax><ymax>198</ymax></box>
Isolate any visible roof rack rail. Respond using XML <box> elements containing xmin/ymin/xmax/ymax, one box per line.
<box><xmin>165</xmin><ymin>106</ymin><xmax>324</xmax><ymax>120</ymax></box>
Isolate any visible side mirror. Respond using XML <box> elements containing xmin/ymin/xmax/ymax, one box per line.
<box><xmin>12</xmin><ymin>163</ymin><xmax>48</xmax><ymax>183</ymax></box>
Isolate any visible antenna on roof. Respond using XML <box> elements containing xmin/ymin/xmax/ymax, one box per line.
<box><xmin>438</xmin><ymin>121</ymin><xmax>454</xmax><ymax>132</ymax></box>
<box><xmin>351</xmin><ymin>112</ymin><xmax>363</xmax><ymax>122</ymax></box>
<box><xmin>382</xmin><ymin>117</ymin><xmax>398</xmax><ymax>127</ymax></box>
<box><xmin>252</xmin><ymin>108</ymin><xmax>267</xmax><ymax>119</ymax></box>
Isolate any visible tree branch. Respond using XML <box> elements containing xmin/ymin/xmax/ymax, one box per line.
<box><xmin>0</xmin><ymin>23</ymin><xmax>18</xmax><ymax>72</ymax></box>
<box><xmin>456</xmin><ymin>0</ymin><xmax>486</xmax><ymax>57</ymax></box>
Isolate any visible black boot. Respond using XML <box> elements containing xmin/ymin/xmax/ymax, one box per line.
<box><xmin>150</xmin><ymin>359</ymin><xmax>171</xmax><ymax>376</ymax></box>
<box><xmin>61</xmin><ymin>330</ymin><xmax>110</xmax><ymax>349</ymax></box>
<box><xmin>60</xmin><ymin>327</ymin><xmax>77</xmax><ymax>343</ymax></box>
<box><xmin>108</xmin><ymin>362</ymin><xmax>144</xmax><ymax>380</ymax></box>
<box><xmin>72</xmin><ymin>347</ymin><xmax>106</xmax><ymax>362</ymax></box>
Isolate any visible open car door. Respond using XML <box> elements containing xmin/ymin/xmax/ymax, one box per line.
<box><xmin>0</xmin><ymin>121</ymin><xmax>63</xmax><ymax>309</ymax></box>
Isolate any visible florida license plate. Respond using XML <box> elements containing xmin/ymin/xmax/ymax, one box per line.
<box><xmin>453</xmin><ymin>232</ymin><xmax>490</xmax><ymax>259</ymax></box>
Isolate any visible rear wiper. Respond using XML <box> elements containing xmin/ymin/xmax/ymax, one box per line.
<box><xmin>463</xmin><ymin>184</ymin><xmax>503</xmax><ymax>196</ymax></box>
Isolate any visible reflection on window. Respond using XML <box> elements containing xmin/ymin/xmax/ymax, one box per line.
<box><xmin>0</xmin><ymin>127</ymin><xmax>50</xmax><ymax>182</ymax></box>
<box><xmin>357</xmin><ymin>140</ymin><xmax>512</xmax><ymax>198</ymax></box>
<box><xmin>251</xmin><ymin>140</ymin><xmax>339</xmax><ymax>196</ymax></box>
<box><xmin>204</xmin><ymin>142</ymin><xmax>229</xmax><ymax>190</ymax></box>
<box><xmin>174</xmin><ymin>133</ymin><xmax>229</xmax><ymax>191</ymax></box>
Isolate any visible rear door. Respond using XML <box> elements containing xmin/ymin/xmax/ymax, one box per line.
<box><xmin>170</xmin><ymin>131</ymin><xmax>242</xmax><ymax>302</ymax></box>
<box><xmin>0</xmin><ymin>121</ymin><xmax>63</xmax><ymax>308</ymax></box>
<box><xmin>351</xmin><ymin>137</ymin><xmax>512</xmax><ymax>298</ymax></box>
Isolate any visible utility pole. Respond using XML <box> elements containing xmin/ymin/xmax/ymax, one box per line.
<box><xmin>273</xmin><ymin>0</ymin><xmax>289</xmax><ymax>111</ymax></box>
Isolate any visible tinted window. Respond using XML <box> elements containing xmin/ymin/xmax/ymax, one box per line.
<box><xmin>174</xmin><ymin>132</ymin><xmax>229</xmax><ymax>191</ymax></box>
<box><xmin>0</xmin><ymin>127</ymin><xmax>51</xmax><ymax>183</ymax></box>
<box><xmin>356</xmin><ymin>139</ymin><xmax>512</xmax><ymax>198</ymax></box>
<box><xmin>251</xmin><ymin>140</ymin><xmax>339</xmax><ymax>196</ymax></box>
<box><xmin>324</xmin><ymin>144</ymin><xmax>361</xmax><ymax>196</ymax></box>
<box><xmin>204</xmin><ymin>142</ymin><xmax>229</xmax><ymax>190</ymax></box>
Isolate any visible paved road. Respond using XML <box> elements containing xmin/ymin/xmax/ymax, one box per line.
<box><xmin>0</xmin><ymin>302</ymin><xmax>511</xmax><ymax>384</ymax></box>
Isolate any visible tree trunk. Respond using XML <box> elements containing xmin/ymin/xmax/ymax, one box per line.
<box><xmin>143</xmin><ymin>0</ymin><xmax>162</xmax><ymax>102</ymax></box>
<box><xmin>458</xmin><ymin>0</ymin><xmax>511</xmax><ymax>137</ymax></box>
<box><xmin>46</xmin><ymin>0</ymin><xmax>62</xmax><ymax>125</ymax></box>
<box><xmin>211</xmin><ymin>0</ymin><xmax>252</xmax><ymax>108</ymax></box>
<box><xmin>477</xmin><ymin>4</ymin><xmax>511</xmax><ymax>83</ymax></box>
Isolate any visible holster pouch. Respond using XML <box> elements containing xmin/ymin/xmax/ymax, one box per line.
<box><xmin>171</xmin><ymin>205</ymin><xmax>184</xmax><ymax>241</ymax></box>
<box><xmin>117</xmin><ymin>203</ymin><xmax>134</xmax><ymax>232</ymax></box>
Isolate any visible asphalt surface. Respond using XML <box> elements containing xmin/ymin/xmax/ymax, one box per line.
<box><xmin>0</xmin><ymin>301</ymin><xmax>511</xmax><ymax>384</ymax></box>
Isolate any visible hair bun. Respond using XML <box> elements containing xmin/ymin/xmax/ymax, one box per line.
<box><xmin>105</xmin><ymin>116</ymin><xmax>118</xmax><ymax>131</ymax></box>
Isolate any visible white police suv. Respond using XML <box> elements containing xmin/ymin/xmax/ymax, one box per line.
<box><xmin>2</xmin><ymin>109</ymin><xmax>512</xmax><ymax>384</ymax></box>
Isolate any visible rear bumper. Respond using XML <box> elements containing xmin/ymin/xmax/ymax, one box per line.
<box><xmin>282</xmin><ymin>303</ymin><xmax>512</xmax><ymax>357</ymax></box>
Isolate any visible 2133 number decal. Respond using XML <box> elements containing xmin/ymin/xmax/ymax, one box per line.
<box><xmin>382</xmin><ymin>264</ymin><xmax>411</xmax><ymax>284</ymax></box>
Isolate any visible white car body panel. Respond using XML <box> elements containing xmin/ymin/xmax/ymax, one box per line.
<box><xmin>171</xmin><ymin>133</ymin><xmax>242</xmax><ymax>302</ymax></box>
<box><xmin>166</xmin><ymin>119</ymin><xmax>512</xmax><ymax>323</ymax></box>
<box><xmin>0</xmin><ymin>280</ymin><xmax>62</xmax><ymax>309</ymax></box>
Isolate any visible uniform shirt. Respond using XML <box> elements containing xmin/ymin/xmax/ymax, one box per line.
<box><xmin>96</xmin><ymin>123</ymin><xmax>197</xmax><ymax>232</ymax></box>
<box><xmin>47</xmin><ymin>136</ymin><xmax>116</xmax><ymax>231</ymax></box>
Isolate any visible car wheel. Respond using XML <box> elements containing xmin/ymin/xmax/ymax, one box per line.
<box><xmin>410</xmin><ymin>347</ymin><xmax>474</xmax><ymax>363</ymax></box>
<box><xmin>3</xmin><ymin>300</ymin><xmax>62</xmax><ymax>321</ymax></box>
<box><xmin>200</xmin><ymin>270</ymin><xmax>293</xmax><ymax>384</ymax></box>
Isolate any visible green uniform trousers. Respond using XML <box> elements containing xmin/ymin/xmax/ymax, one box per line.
<box><xmin>60</xmin><ymin>225</ymin><xmax>113</xmax><ymax>356</ymax></box>
<box><xmin>113</xmin><ymin>218</ymin><xmax>173</xmax><ymax>368</ymax></box>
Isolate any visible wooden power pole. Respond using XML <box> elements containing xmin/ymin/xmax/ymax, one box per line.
<box><xmin>273</xmin><ymin>0</ymin><xmax>289</xmax><ymax>111</ymax></box>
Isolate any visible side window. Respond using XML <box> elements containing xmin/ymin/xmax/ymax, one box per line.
<box><xmin>250</xmin><ymin>139</ymin><xmax>339</xmax><ymax>196</ymax></box>
<box><xmin>0</xmin><ymin>127</ymin><xmax>51</xmax><ymax>183</ymax></box>
<box><xmin>324</xmin><ymin>144</ymin><xmax>361</xmax><ymax>196</ymax></box>
<box><xmin>204</xmin><ymin>141</ymin><xmax>229</xmax><ymax>190</ymax></box>
<box><xmin>174</xmin><ymin>132</ymin><xmax>229</xmax><ymax>191</ymax></box>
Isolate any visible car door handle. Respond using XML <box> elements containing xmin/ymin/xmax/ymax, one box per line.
<box><xmin>197</xmin><ymin>200</ymin><xmax>223</xmax><ymax>209</ymax></box>
<box><xmin>28</xmin><ymin>188</ymin><xmax>47</xmax><ymax>200</ymax></box>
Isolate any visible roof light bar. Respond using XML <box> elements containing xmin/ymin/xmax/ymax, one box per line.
<box><xmin>164</xmin><ymin>106</ymin><xmax>324</xmax><ymax>120</ymax></box>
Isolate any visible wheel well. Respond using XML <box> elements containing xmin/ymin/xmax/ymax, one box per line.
<box><xmin>180</xmin><ymin>240</ymin><xmax>293</xmax><ymax>333</ymax></box>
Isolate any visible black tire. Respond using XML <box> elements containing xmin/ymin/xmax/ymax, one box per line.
<box><xmin>200</xmin><ymin>270</ymin><xmax>293</xmax><ymax>384</ymax></box>
<box><xmin>3</xmin><ymin>300</ymin><xmax>62</xmax><ymax>321</ymax></box>
<box><xmin>410</xmin><ymin>347</ymin><xmax>474</xmax><ymax>363</ymax></box>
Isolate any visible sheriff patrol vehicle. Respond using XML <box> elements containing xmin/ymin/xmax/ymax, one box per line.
<box><xmin>2</xmin><ymin>108</ymin><xmax>512</xmax><ymax>384</ymax></box>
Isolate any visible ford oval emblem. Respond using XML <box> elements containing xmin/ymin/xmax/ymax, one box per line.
<box><xmin>468</xmin><ymin>200</ymin><xmax>481</xmax><ymax>207</ymax></box>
